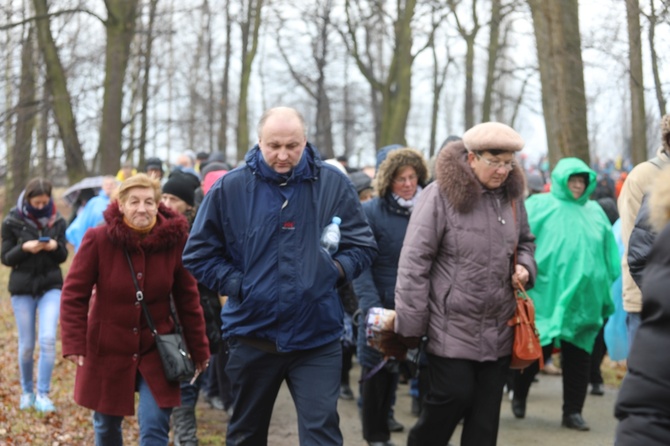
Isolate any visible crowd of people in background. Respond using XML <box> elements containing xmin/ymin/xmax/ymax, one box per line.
<box><xmin>2</xmin><ymin>107</ymin><xmax>670</xmax><ymax>446</ymax></box>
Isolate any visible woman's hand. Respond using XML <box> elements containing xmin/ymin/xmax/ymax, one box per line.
<box><xmin>512</xmin><ymin>264</ymin><xmax>530</xmax><ymax>289</ymax></box>
<box><xmin>65</xmin><ymin>355</ymin><xmax>85</xmax><ymax>366</ymax></box>
<box><xmin>196</xmin><ymin>360</ymin><xmax>209</xmax><ymax>374</ymax></box>
<box><xmin>43</xmin><ymin>239</ymin><xmax>58</xmax><ymax>251</ymax></box>
<box><xmin>22</xmin><ymin>240</ymin><xmax>45</xmax><ymax>254</ymax></box>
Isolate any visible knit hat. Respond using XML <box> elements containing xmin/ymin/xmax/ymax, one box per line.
<box><xmin>349</xmin><ymin>171</ymin><xmax>373</xmax><ymax>194</ymax></box>
<box><xmin>462</xmin><ymin>122</ymin><xmax>524</xmax><ymax>153</ymax></box>
<box><xmin>162</xmin><ymin>171</ymin><xmax>200</xmax><ymax>207</ymax></box>
<box><xmin>144</xmin><ymin>157</ymin><xmax>164</xmax><ymax>174</ymax></box>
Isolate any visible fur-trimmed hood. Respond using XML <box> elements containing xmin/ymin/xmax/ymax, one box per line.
<box><xmin>434</xmin><ymin>140</ymin><xmax>525</xmax><ymax>213</ymax></box>
<box><xmin>102</xmin><ymin>202</ymin><xmax>190</xmax><ymax>253</ymax></box>
<box><xmin>374</xmin><ymin>147</ymin><xmax>429</xmax><ymax>198</ymax></box>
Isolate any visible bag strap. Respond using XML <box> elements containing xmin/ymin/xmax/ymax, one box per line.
<box><xmin>124</xmin><ymin>249</ymin><xmax>183</xmax><ymax>336</ymax></box>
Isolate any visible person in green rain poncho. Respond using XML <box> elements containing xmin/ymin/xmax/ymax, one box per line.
<box><xmin>510</xmin><ymin>157</ymin><xmax>620</xmax><ymax>432</ymax></box>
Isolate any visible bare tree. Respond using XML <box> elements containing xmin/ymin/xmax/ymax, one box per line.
<box><xmin>6</xmin><ymin>26</ymin><xmax>37</xmax><ymax>212</ymax></box>
<box><xmin>217</xmin><ymin>0</ymin><xmax>232</xmax><ymax>161</ymax></box>
<box><xmin>429</xmin><ymin>37</ymin><xmax>452</xmax><ymax>158</ymax></box>
<box><xmin>642</xmin><ymin>0</ymin><xmax>667</xmax><ymax>118</ymax></box>
<box><xmin>481</xmin><ymin>0</ymin><xmax>502</xmax><ymax>123</ymax></box>
<box><xmin>528</xmin><ymin>0</ymin><xmax>589</xmax><ymax>166</ymax></box>
<box><xmin>274</xmin><ymin>0</ymin><xmax>336</xmax><ymax>158</ymax></box>
<box><xmin>236</xmin><ymin>0</ymin><xmax>264</xmax><ymax>162</ymax></box>
<box><xmin>447</xmin><ymin>0</ymin><xmax>481</xmax><ymax>129</ymax></box>
<box><xmin>625</xmin><ymin>0</ymin><xmax>647</xmax><ymax>165</ymax></box>
<box><xmin>138</xmin><ymin>0</ymin><xmax>159</xmax><ymax>168</ymax></box>
<box><xmin>98</xmin><ymin>0</ymin><xmax>140</xmax><ymax>176</ymax></box>
<box><xmin>32</xmin><ymin>0</ymin><xmax>87</xmax><ymax>182</ymax></box>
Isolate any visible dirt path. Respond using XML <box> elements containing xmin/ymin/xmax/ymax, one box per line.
<box><xmin>196</xmin><ymin>363</ymin><xmax>620</xmax><ymax>445</ymax></box>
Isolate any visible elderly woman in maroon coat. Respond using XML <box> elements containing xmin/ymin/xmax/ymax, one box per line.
<box><xmin>60</xmin><ymin>174</ymin><xmax>209</xmax><ymax>446</ymax></box>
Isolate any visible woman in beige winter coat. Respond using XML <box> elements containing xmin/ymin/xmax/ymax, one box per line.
<box><xmin>394</xmin><ymin>122</ymin><xmax>537</xmax><ymax>446</ymax></box>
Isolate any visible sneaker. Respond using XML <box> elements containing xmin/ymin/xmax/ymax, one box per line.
<box><xmin>34</xmin><ymin>394</ymin><xmax>56</xmax><ymax>412</ymax></box>
<box><xmin>20</xmin><ymin>393</ymin><xmax>35</xmax><ymax>410</ymax></box>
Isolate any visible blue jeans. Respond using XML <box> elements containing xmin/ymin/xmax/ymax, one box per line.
<box><xmin>11</xmin><ymin>289</ymin><xmax>61</xmax><ymax>395</ymax></box>
<box><xmin>93</xmin><ymin>374</ymin><xmax>172</xmax><ymax>446</ymax></box>
<box><xmin>225</xmin><ymin>339</ymin><xmax>343</xmax><ymax>446</ymax></box>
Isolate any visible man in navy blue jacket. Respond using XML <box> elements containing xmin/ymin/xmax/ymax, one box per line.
<box><xmin>183</xmin><ymin>106</ymin><xmax>377</xmax><ymax>445</ymax></box>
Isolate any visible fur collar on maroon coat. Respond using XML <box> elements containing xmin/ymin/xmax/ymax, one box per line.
<box><xmin>434</xmin><ymin>140</ymin><xmax>526</xmax><ymax>214</ymax></box>
<box><xmin>102</xmin><ymin>202</ymin><xmax>189</xmax><ymax>253</ymax></box>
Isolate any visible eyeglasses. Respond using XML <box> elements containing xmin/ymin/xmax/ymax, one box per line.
<box><xmin>475</xmin><ymin>152</ymin><xmax>516</xmax><ymax>171</ymax></box>
<box><xmin>392</xmin><ymin>174</ymin><xmax>418</xmax><ymax>185</ymax></box>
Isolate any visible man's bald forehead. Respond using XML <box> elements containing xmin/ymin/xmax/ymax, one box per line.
<box><xmin>257</xmin><ymin>107</ymin><xmax>307</xmax><ymax>138</ymax></box>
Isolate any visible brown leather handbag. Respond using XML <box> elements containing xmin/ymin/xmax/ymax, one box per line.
<box><xmin>508</xmin><ymin>200</ymin><xmax>543</xmax><ymax>370</ymax></box>
<box><xmin>508</xmin><ymin>283</ymin><xmax>543</xmax><ymax>370</ymax></box>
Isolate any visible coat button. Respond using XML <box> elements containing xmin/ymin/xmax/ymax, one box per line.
<box><xmin>137</xmin><ymin>272</ymin><xmax>143</xmax><ymax>279</ymax></box>
<box><xmin>132</xmin><ymin>353</ymin><xmax>138</xmax><ymax>361</ymax></box>
<box><xmin>133</xmin><ymin>327</ymin><xmax>138</xmax><ymax>334</ymax></box>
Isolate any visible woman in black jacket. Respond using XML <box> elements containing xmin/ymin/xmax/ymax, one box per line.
<box><xmin>615</xmin><ymin>166</ymin><xmax>670</xmax><ymax>445</ymax></box>
<box><xmin>1</xmin><ymin>178</ymin><xmax>68</xmax><ymax>412</ymax></box>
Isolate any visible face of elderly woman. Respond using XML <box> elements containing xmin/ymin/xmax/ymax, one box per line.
<box><xmin>468</xmin><ymin>151</ymin><xmax>515</xmax><ymax>190</ymax></box>
<box><xmin>118</xmin><ymin>187</ymin><xmax>158</xmax><ymax>228</ymax></box>
<box><xmin>391</xmin><ymin>166</ymin><xmax>419</xmax><ymax>200</ymax></box>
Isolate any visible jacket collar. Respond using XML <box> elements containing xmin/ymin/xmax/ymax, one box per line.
<box><xmin>434</xmin><ymin>143</ymin><xmax>525</xmax><ymax>213</ymax></box>
<box><xmin>103</xmin><ymin>202</ymin><xmax>189</xmax><ymax>253</ymax></box>
<box><xmin>245</xmin><ymin>143</ymin><xmax>320</xmax><ymax>184</ymax></box>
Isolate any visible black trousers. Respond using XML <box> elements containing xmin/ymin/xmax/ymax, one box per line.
<box><xmin>513</xmin><ymin>341</ymin><xmax>591</xmax><ymax>415</ymax></box>
<box><xmin>360</xmin><ymin>366</ymin><xmax>396</xmax><ymax>442</ymax></box>
<box><xmin>590</xmin><ymin>323</ymin><xmax>607</xmax><ymax>385</ymax></box>
<box><xmin>407</xmin><ymin>355</ymin><xmax>511</xmax><ymax>446</ymax></box>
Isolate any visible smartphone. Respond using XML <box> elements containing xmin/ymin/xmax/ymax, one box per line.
<box><xmin>38</xmin><ymin>236</ymin><xmax>50</xmax><ymax>243</ymax></box>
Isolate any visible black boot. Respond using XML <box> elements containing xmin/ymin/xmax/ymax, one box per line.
<box><xmin>173</xmin><ymin>406</ymin><xmax>199</xmax><ymax>446</ymax></box>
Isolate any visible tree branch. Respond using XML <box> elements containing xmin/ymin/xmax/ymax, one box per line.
<box><xmin>1</xmin><ymin>8</ymin><xmax>106</xmax><ymax>31</ymax></box>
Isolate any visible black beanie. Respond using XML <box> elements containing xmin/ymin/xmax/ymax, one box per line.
<box><xmin>162</xmin><ymin>171</ymin><xmax>199</xmax><ymax>207</ymax></box>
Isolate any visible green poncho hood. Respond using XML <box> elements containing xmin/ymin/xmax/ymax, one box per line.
<box><xmin>526</xmin><ymin>158</ymin><xmax>620</xmax><ymax>353</ymax></box>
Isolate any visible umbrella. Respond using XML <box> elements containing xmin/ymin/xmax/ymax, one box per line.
<box><xmin>62</xmin><ymin>176</ymin><xmax>105</xmax><ymax>205</ymax></box>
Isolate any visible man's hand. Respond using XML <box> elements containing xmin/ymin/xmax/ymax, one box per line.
<box><xmin>512</xmin><ymin>264</ymin><xmax>530</xmax><ymax>289</ymax></box>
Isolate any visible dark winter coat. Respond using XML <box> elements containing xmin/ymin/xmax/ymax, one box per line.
<box><xmin>615</xmin><ymin>166</ymin><xmax>670</xmax><ymax>445</ymax></box>
<box><xmin>355</xmin><ymin>147</ymin><xmax>429</xmax><ymax>368</ymax></box>
<box><xmin>183</xmin><ymin>143</ymin><xmax>377</xmax><ymax>352</ymax></box>
<box><xmin>615</xmin><ymin>222</ymin><xmax>670</xmax><ymax>445</ymax></box>
<box><xmin>60</xmin><ymin>203</ymin><xmax>209</xmax><ymax>416</ymax></box>
<box><xmin>394</xmin><ymin>142</ymin><xmax>537</xmax><ymax>361</ymax></box>
<box><xmin>628</xmin><ymin>194</ymin><xmax>656</xmax><ymax>289</ymax></box>
<box><xmin>1</xmin><ymin>208</ymin><xmax>68</xmax><ymax>296</ymax></box>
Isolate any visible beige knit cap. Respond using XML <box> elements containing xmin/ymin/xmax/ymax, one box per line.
<box><xmin>462</xmin><ymin>122</ymin><xmax>524</xmax><ymax>152</ymax></box>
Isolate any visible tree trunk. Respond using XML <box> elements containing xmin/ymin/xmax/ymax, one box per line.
<box><xmin>139</xmin><ymin>0</ymin><xmax>159</xmax><ymax>169</ymax></box>
<box><xmin>528</xmin><ymin>0</ymin><xmax>589</xmax><ymax>167</ymax></box>
<box><xmin>98</xmin><ymin>0</ymin><xmax>139</xmax><ymax>176</ymax></box>
<box><xmin>32</xmin><ymin>0</ymin><xmax>87</xmax><ymax>183</ymax></box>
<box><xmin>7</xmin><ymin>26</ymin><xmax>37</xmax><ymax>213</ymax></box>
<box><xmin>236</xmin><ymin>0</ymin><xmax>263</xmax><ymax>162</ymax></box>
<box><xmin>217</xmin><ymin>0</ymin><xmax>232</xmax><ymax>161</ymax></box>
<box><xmin>345</xmin><ymin>0</ymin><xmax>424</xmax><ymax>149</ymax></box>
<box><xmin>625</xmin><ymin>0</ymin><xmax>647</xmax><ymax>165</ymax></box>
<box><xmin>481</xmin><ymin>0</ymin><xmax>501</xmax><ymax>123</ymax></box>
<box><xmin>647</xmin><ymin>0</ymin><xmax>666</xmax><ymax>118</ymax></box>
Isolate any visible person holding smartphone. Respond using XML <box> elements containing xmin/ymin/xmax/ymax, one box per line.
<box><xmin>1</xmin><ymin>178</ymin><xmax>68</xmax><ymax>412</ymax></box>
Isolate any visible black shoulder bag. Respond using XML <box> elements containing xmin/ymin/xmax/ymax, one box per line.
<box><xmin>125</xmin><ymin>250</ymin><xmax>195</xmax><ymax>382</ymax></box>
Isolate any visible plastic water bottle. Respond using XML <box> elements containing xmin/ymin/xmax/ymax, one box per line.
<box><xmin>320</xmin><ymin>216</ymin><xmax>341</xmax><ymax>255</ymax></box>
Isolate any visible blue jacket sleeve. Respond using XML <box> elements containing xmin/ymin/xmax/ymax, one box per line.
<box><xmin>182</xmin><ymin>187</ymin><xmax>243</xmax><ymax>299</ymax></box>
